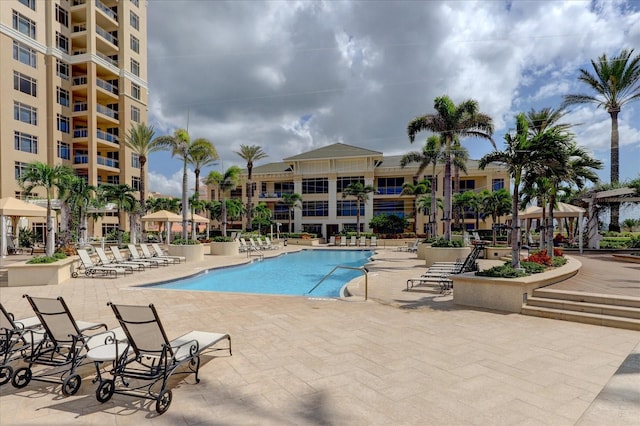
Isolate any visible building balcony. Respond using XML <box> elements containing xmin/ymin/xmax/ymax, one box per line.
<box><xmin>96</xmin><ymin>77</ymin><xmax>118</xmax><ymax>96</ymax></box>
<box><xmin>73</xmin><ymin>155</ymin><xmax>119</xmax><ymax>169</ymax></box>
<box><xmin>96</xmin><ymin>104</ymin><xmax>118</xmax><ymax>120</ymax></box>
<box><xmin>97</xmin><ymin>129</ymin><xmax>118</xmax><ymax>144</ymax></box>
<box><xmin>73</xmin><ymin>128</ymin><xmax>89</xmax><ymax>139</ymax></box>
<box><xmin>96</xmin><ymin>26</ymin><xmax>118</xmax><ymax>47</ymax></box>
<box><xmin>96</xmin><ymin>0</ymin><xmax>118</xmax><ymax>22</ymax></box>
<box><xmin>376</xmin><ymin>187</ymin><xmax>403</xmax><ymax>195</ymax></box>
<box><xmin>259</xmin><ymin>191</ymin><xmax>293</xmax><ymax>199</ymax></box>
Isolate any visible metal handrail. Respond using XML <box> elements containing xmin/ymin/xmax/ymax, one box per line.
<box><xmin>247</xmin><ymin>248</ymin><xmax>264</xmax><ymax>261</ymax></box>
<box><xmin>307</xmin><ymin>265</ymin><xmax>368</xmax><ymax>300</ymax></box>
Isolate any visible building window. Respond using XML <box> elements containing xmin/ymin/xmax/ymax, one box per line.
<box><xmin>337</xmin><ymin>176</ymin><xmax>364</xmax><ymax>192</ymax></box>
<box><xmin>376</xmin><ymin>177</ymin><xmax>404</xmax><ymax>195</ymax></box>
<box><xmin>14</xmin><ymin>131</ymin><xmax>38</xmax><ymax>154</ymax></box>
<box><xmin>459</xmin><ymin>179</ymin><xmax>475</xmax><ymax>192</ymax></box>
<box><xmin>107</xmin><ymin>176</ymin><xmax>120</xmax><ymax>185</ymax></box>
<box><xmin>274</xmin><ymin>181</ymin><xmax>294</xmax><ymax>196</ymax></box>
<box><xmin>131</xmin><ymin>83</ymin><xmax>140</xmax><ymax>100</ymax></box>
<box><xmin>13</xmin><ymin>71</ymin><xmax>37</xmax><ymax>96</ymax></box>
<box><xmin>492</xmin><ymin>178</ymin><xmax>505</xmax><ymax>191</ymax></box>
<box><xmin>56</xmin><ymin>32</ymin><xmax>69</xmax><ymax>53</ymax></box>
<box><xmin>57</xmin><ymin>87</ymin><xmax>70</xmax><ymax>107</ymax></box>
<box><xmin>18</xmin><ymin>0</ymin><xmax>36</xmax><ymax>10</ymax></box>
<box><xmin>57</xmin><ymin>114</ymin><xmax>70</xmax><ymax>133</ymax></box>
<box><xmin>14</xmin><ymin>101</ymin><xmax>37</xmax><ymax>125</ymax></box>
<box><xmin>131</xmin><ymin>59</ymin><xmax>140</xmax><ymax>76</ymax></box>
<box><xmin>131</xmin><ymin>153</ymin><xmax>140</xmax><ymax>168</ymax></box>
<box><xmin>373</xmin><ymin>200</ymin><xmax>405</xmax><ymax>218</ymax></box>
<box><xmin>131</xmin><ymin>106</ymin><xmax>140</xmax><ymax>122</ymax></box>
<box><xmin>56</xmin><ymin>59</ymin><xmax>69</xmax><ymax>80</ymax></box>
<box><xmin>337</xmin><ymin>200</ymin><xmax>363</xmax><ymax>217</ymax></box>
<box><xmin>13</xmin><ymin>11</ymin><xmax>36</xmax><ymax>38</ymax></box>
<box><xmin>102</xmin><ymin>223</ymin><xmax>118</xmax><ymax>237</ymax></box>
<box><xmin>13</xmin><ymin>41</ymin><xmax>36</xmax><ymax>68</ymax></box>
<box><xmin>302</xmin><ymin>201</ymin><xmax>328</xmax><ymax>217</ymax></box>
<box><xmin>131</xmin><ymin>176</ymin><xmax>141</xmax><ymax>191</ymax></box>
<box><xmin>302</xmin><ymin>178</ymin><xmax>328</xmax><ymax>194</ymax></box>
<box><xmin>15</xmin><ymin>161</ymin><xmax>30</xmax><ymax>180</ymax></box>
<box><xmin>130</xmin><ymin>35</ymin><xmax>139</xmax><ymax>53</ymax></box>
<box><xmin>55</xmin><ymin>4</ymin><xmax>69</xmax><ymax>27</ymax></box>
<box><xmin>57</xmin><ymin>141</ymin><xmax>70</xmax><ymax>160</ymax></box>
<box><xmin>130</xmin><ymin>11</ymin><xmax>139</xmax><ymax>30</ymax></box>
<box><xmin>131</xmin><ymin>0</ymin><xmax>139</xmax><ymax>7</ymax></box>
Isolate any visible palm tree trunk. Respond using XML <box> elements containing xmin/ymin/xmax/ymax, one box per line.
<box><xmin>430</xmin><ymin>178</ymin><xmax>437</xmax><ymax>238</ymax></box>
<box><xmin>181</xmin><ymin>159</ymin><xmax>188</xmax><ymax>240</ymax></box>
<box><xmin>444</xmin><ymin>152</ymin><xmax>452</xmax><ymax>240</ymax></box>
<box><xmin>511</xmin><ymin>188</ymin><xmax>520</xmax><ymax>269</ymax></box>
<box><xmin>221</xmin><ymin>198</ymin><xmax>227</xmax><ymax>237</ymax></box>
<box><xmin>46</xmin><ymin>198</ymin><xmax>54</xmax><ymax>257</ymax></box>
<box><xmin>453</xmin><ymin>165</ymin><xmax>460</xmax><ymax>229</ymax></box>
<box><xmin>609</xmin><ymin>108</ymin><xmax>620</xmax><ymax>232</ymax></box>
<box><xmin>356</xmin><ymin>200</ymin><xmax>361</xmax><ymax>237</ymax></box>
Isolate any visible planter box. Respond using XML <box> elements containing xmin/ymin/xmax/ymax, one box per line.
<box><xmin>167</xmin><ymin>244</ymin><xmax>206</xmax><ymax>262</ymax></box>
<box><xmin>484</xmin><ymin>247</ymin><xmax>512</xmax><ymax>260</ymax></box>
<box><xmin>424</xmin><ymin>246</ymin><xmax>471</xmax><ymax>267</ymax></box>
<box><xmin>416</xmin><ymin>243</ymin><xmax>430</xmax><ymax>260</ymax></box>
<box><xmin>5</xmin><ymin>256</ymin><xmax>77</xmax><ymax>287</ymax></box>
<box><xmin>453</xmin><ymin>256</ymin><xmax>581</xmax><ymax>313</ymax></box>
<box><xmin>210</xmin><ymin>241</ymin><xmax>240</xmax><ymax>256</ymax></box>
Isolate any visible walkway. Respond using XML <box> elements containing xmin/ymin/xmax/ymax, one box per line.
<box><xmin>0</xmin><ymin>248</ymin><xmax>638</xmax><ymax>424</ymax></box>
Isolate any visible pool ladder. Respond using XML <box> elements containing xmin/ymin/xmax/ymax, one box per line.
<box><xmin>307</xmin><ymin>266</ymin><xmax>368</xmax><ymax>300</ymax></box>
<box><xmin>247</xmin><ymin>248</ymin><xmax>264</xmax><ymax>261</ymax></box>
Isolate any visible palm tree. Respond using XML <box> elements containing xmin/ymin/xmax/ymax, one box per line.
<box><xmin>458</xmin><ymin>190</ymin><xmax>482</xmax><ymax>231</ymax></box>
<box><xmin>99</xmin><ymin>184</ymin><xmax>137</xmax><ymax>247</ymax></box>
<box><xmin>18</xmin><ymin>162</ymin><xmax>75</xmax><ymax>256</ymax></box>
<box><xmin>400</xmin><ymin>135</ymin><xmax>444</xmax><ymax>237</ymax></box>
<box><xmin>563</xmin><ymin>48</ymin><xmax>640</xmax><ymax>231</ymax></box>
<box><xmin>235</xmin><ymin>145</ymin><xmax>268</xmax><ymax>230</ymax></box>
<box><xmin>341</xmin><ymin>182</ymin><xmax>375</xmax><ymax>237</ymax></box>
<box><xmin>204</xmin><ymin>166</ymin><xmax>242</xmax><ymax>237</ymax></box>
<box><xmin>479</xmin><ymin>113</ymin><xmax>539</xmax><ymax>268</ymax></box>
<box><xmin>124</xmin><ymin>123</ymin><xmax>162</xmax><ymax>211</ymax></box>
<box><xmin>452</xmin><ymin>142</ymin><xmax>470</xmax><ymax>230</ymax></box>
<box><xmin>400</xmin><ymin>178</ymin><xmax>431</xmax><ymax>234</ymax></box>
<box><xmin>416</xmin><ymin>195</ymin><xmax>443</xmax><ymax>236</ymax></box>
<box><xmin>280</xmin><ymin>193</ymin><xmax>302</xmax><ymax>234</ymax></box>
<box><xmin>188</xmin><ymin>193</ymin><xmax>208</xmax><ymax>240</ymax></box>
<box><xmin>62</xmin><ymin>176</ymin><xmax>95</xmax><ymax>244</ymax></box>
<box><xmin>188</xmin><ymin>138</ymin><xmax>218</xmax><ymax>199</ymax></box>
<box><xmin>408</xmin><ymin>95</ymin><xmax>494</xmax><ymax>240</ymax></box>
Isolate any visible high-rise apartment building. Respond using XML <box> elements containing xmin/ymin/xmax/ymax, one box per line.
<box><xmin>1</xmin><ymin>0</ymin><xmax>147</xmax><ymax>237</ymax></box>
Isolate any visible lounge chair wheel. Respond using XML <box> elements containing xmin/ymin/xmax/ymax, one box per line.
<box><xmin>71</xmin><ymin>271</ymin><xmax>78</xmax><ymax>278</ymax></box>
<box><xmin>11</xmin><ymin>367</ymin><xmax>32</xmax><ymax>388</ymax></box>
<box><xmin>96</xmin><ymin>379</ymin><xmax>115</xmax><ymax>403</ymax></box>
<box><xmin>62</xmin><ymin>374</ymin><xmax>81</xmax><ymax>396</ymax></box>
<box><xmin>0</xmin><ymin>365</ymin><xmax>13</xmax><ymax>385</ymax></box>
<box><xmin>156</xmin><ymin>390</ymin><xmax>172</xmax><ymax>414</ymax></box>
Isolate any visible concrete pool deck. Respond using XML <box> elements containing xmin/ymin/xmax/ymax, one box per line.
<box><xmin>0</xmin><ymin>246</ymin><xmax>638</xmax><ymax>424</ymax></box>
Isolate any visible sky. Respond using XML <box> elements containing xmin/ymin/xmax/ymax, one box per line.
<box><xmin>145</xmin><ymin>0</ymin><xmax>640</xmax><ymax>198</ymax></box>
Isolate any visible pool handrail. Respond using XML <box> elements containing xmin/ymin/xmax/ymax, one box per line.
<box><xmin>307</xmin><ymin>265</ymin><xmax>368</xmax><ymax>300</ymax></box>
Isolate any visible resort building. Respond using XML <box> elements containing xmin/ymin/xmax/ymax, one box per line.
<box><xmin>207</xmin><ymin>143</ymin><xmax>510</xmax><ymax>238</ymax></box>
<box><xmin>1</xmin><ymin>0</ymin><xmax>148</xmax><ymax>238</ymax></box>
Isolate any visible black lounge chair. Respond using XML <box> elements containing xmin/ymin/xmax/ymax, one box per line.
<box><xmin>0</xmin><ymin>303</ymin><xmax>43</xmax><ymax>386</ymax></box>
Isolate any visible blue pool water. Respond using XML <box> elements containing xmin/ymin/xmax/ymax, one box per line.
<box><xmin>150</xmin><ymin>249</ymin><xmax>374</xmax><ymax>297</ymax></box>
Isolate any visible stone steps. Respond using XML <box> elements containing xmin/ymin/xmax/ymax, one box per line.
<box><xmin>521</xmin><ymin>288</ymin><xmax>640</xmax><ymax>331</ymax></box>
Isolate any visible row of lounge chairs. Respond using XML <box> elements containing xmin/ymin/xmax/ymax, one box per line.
<box><xmin>74</xmin><ymin>243</ymin><xmax>185</xmax><ymax>278</ymax></box>
<box><xmin>405</xmin><ymin>260</ymin><xmax>464</xmax><ymax>293</ymax></box>
<box><xmin>327</xmin><ymin>236</ymin><xmax>378</xmax><ymax>247</ymax></box>
<box><xmin>237</xmin><ymin>236</ymin><xmax>281</xmax><ymax>252</ymax></box>
<box><xmin>0</xmin><ymin>296</ymin><xmax>231</xmax><ymax>414</ymax></box>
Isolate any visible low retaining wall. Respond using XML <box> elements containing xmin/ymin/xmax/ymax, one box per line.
<box><xmin>484</xmin><ymin>247</ymin><xmax>512</xmax><ymax>260</ymax></box>
<box><xmin>453</xmin><ymin>256</ymin><xmax>581</xmax><ymax>313</ymax></box>
<box><xmin>167</xmin><ymin>244</ymin><xmax>206</xmax><ymax>262</ymax></box>
<box><xmin>6</xmin><ymin>256</ymin><xmax>77</xmax><ymax>286</ymax></box>
<box><xmin>210</xmin><ymin>241</ymin><xmax>240</xmax><ymax>256</ymax></box>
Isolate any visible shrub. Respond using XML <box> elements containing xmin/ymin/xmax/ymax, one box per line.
<box><xmin>171</xmin><ymin>238</ymin><xmax>200</xmax><ymax>245</ymax></box>
<box><xmin>551</xmin><ymin>256</ymin><xmax>567</xmax><ymax>267</ymax></box>
<box><xmin>211</xmin><ymin>236</ymin><xmax>234</xmax><ymax>243</ymax></box>
<box><xmin>431</xmin><ymin>238</ymin><xmax>465</xmax><ymax>248</ymax></box>
<box><xmin>475</xmin><ymin>264</ymin><xmax>528</xmax><ymax>278</ymax></box>
<box><xmin>526</xmin><ymin>250</ymin><xmax>552</xmax><ymax>266</ymax></box>
<box><xmin>26</xmin><ymin>253</ymin><xmax>67</xmax><ymax>264</ymax></box>
<box><xmin>629</xmin><ymin>235</ymin><xmax>640</xmax><ymax>248</ymax></box>
<box><xmin>520</xmin><ymin>261</ymin><xmax>546</xmax><ymax>274</ymax></box>
<box><xmin>553</xmin><ymin>247</ymin><xmax>564</xmax><ymax>257</ymax></box>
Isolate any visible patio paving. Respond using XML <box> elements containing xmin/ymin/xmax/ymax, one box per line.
<box><xmin>0</xmin><ymin>247</ymin><xmax>638</xmax><ymax>425</ymax></box>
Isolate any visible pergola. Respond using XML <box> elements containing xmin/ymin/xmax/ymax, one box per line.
<box><xmin>582</xmin><ymin>187</ymin><xmax>640</xmax><ymax>248</ymax></box>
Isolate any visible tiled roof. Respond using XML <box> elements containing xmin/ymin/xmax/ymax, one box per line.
<box><xmin>283</xmin><ymin>143</ymin><xmax>383</xmax><ymax>161</ymax></box>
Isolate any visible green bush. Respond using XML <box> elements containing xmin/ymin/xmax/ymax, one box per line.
<box><xmin>629</xmin><ymin>235</ymin><xmax>640</xmax><ymax>248</ymax></box>
<box><xmin>431</xmin><ymin>237</ymin><xmax>465</xmax><ymax>248</ymax></box>
<box><xmin>551</xmin><ymin>256</ymin><xmax>567</xmax><ymax>267</ymax></box>
<box><xmin>520</xmin><ymin>261</ymin><xmax>546</xmax><ymax>274</ymax></box>
<box><xmin>26</xmin><ymin>253</ymin><xmax>67</xmax><ymax>264</ymax></box>
<box><xmin>475</xmin><ymin>264</ymin><xmax>528</xmax><ymax>278</ymax></box>
<box><xmin>211</xmin><ymin>236</ymin><xmax>234</xmax><ymax>242</ymax></box>
<box><xmin>171</xmin><ymin>238</ymin><xmax>200</xmax><ymax>245</ymax></box>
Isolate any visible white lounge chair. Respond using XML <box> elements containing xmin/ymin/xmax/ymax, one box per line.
<box><xmin>95</xmin><ymin>247</ymin><xmax>144</xmax><ymax>272</ymax></box>
<box><xmin>248</xmin><ymin>238</ymin><xmax>262</xmax><ymax>252</ymax></box>
<box><xmin>359</xmin><ymin>236</ymin><xmax>366</xmax><ymax>246</ymax></box>
<box><xmin>238</xmin><ymin>238</ymin><xmax>250</xmax><ymax>252</ymax></box>
<box><xmin>140</xmin><ymin>244</ymin><xmax>178</xmax><ymax>265</ymax></box>
<box><xmin>99</xmin><ymin>303</ymin><xmax>231</xmax><ymax>414</ymax></box>
<box><xmin>339</xmin><ymin>237</ymin><xmax>347</xmax><ymax>247</ymax></box>
<box><xmin>370</xmin><ymin>236</ymin><xmax>377</xmax><ymax>247</ymax></box>
<box><xmin>264</xmin><ymin>237</ymin><xmax>281</xmax><ymax>249</ymax></box>
<box><xmin>128</xmin><ymin>244</ymin><xmax>166</xmax><ymax>267</ymax></box>
<box><xmin>151</xmin><ymin>243</ymin><xmax>186</xmax><ymax>263</ymax></box>
<box><xmin>110</xmin><ymin>246</ymin><xmax>158</xmax><ymax>268</ymax></box>
<box><xmin>75</xmin><ymin>249</ymin><xmax>129</xmax><ymax>278</ymax></box>
<box><xmin>327</xmin><ymin>236</ymin><xmax>336</xmax><ymax>246</ymax></box>
<box><xmin>349</xmin><ymin>236</ymin><xmax>357</xmax><ymax>246</ymax></box>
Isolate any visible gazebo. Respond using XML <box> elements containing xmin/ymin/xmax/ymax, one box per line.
<box><xmin>0</xmin><ymin>197</ymin><xmax>48</xmax><ymax>257</ymax></box>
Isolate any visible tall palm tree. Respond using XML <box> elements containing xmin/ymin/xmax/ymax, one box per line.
<box><xmin>124</xmin><ymin>123</ymin><xmax>162</xmax><ymax>211</ymax></box>
<box><xmin>452</xmin><ymin>142</ymin><xmax>470</xmax><ymax>230</ymax></box>
<box><xmin>563</xmin><ymin>48</ymin><xmax>640</xmax><ymax>231</ymax></box>
<box><xmin>519</xmin><ymin>176</ymin><xmax>553</xmax><ymax>248</ymax></box>
<box><xmin>408</xmin><ymin>95</ymin><xmax>494</xmax><ymax>240</ymax></box>
<box><xmin>400</xmin><ymin>178</ymin><xmax>431</xmax><ymax>234</ymax></box>
<box><xmin>204</xmin><ymin>166</ymin><xmax>242</xmax><ymax>237</ymax></box>
<box><xmin>62</xmin><ymin>176</ymin><xmax>95</xmax><ymax>244</ymax></box>
<box><xmin>416</xmin><ymin>194</ymin><xmax>443</xmax><ymax>236</ymax></box>
<box><xmin>235</xmin><ymin>145</ymin><xmax>268</xmax><ymax>230</ymax></box>
<box><xmin>479</xmin><ymin>113</ymin><xmax>539</xmax><ymax>268</ymax></box>
<box><xmin>342</xmin><ymin>182</ymin><xmax>375</xmax><ymax>237</ymax></box>
<box><xmin>400</xmin><ymin>135</ymin><xmax>444</xmax><ymax>237</ymax></box>
<box><xmin>99</xmin><ymin>183</ymin><xmax>137</xmax><ymax>247</ymax></box>
<box><xmin>18</xmin><ymin>162</ymin><xmax>75</xmax><ymax>256</ymax></box>
<box><xmin>188</xmin><ymin>193</ymin><xmax>208</xmax><ymax>240</ymax></box>
<box><xmin>280</xmin><ymin>193</ymin><xmax>302</xmax><ymax>234</ymax></box>
<box><xmin>188</xmin><ymin>138</ymin><xmax>218</xmax><ymax>199</ymax></box>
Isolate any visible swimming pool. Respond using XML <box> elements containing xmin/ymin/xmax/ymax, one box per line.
<box><xmin>149</xmin><ymin>249</ymin><xmax>374</xmax><ymax>297</ymax></box>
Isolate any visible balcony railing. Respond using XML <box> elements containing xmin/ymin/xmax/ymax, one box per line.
<box><xmin>73</xmin><ymin>102</ymin><xmax>88</xmax><ymax>112</ymax></box>
<box><xmin>73</xmin><ymin>128</ymin><xmax>88</xmax><ymax>138</ymax></box>
<box><xmin>72</xmin><ymin>0</ymin><xmax>86</xmax><ymax>6</ymax></box>
<box><xmin>97</xmin><ymin>156</ymin><xmax>119</xmax><ymax>168</ymax></box>
<box><xmin>97</xmin><ymin>129</ymin><xmax>118</xmax><ymax>144</ymax></box>
<box><xmin>74</xmin><ymin>155</ymin><xmax>88</xmax><ymax>164</ymax></box>
<box><xmin>376</xmin><ymin>187</ymin><xmax>403</xmax><ymax>195</ymax></box>
<box><xmin>96</xmin><ymin>0</ymin><xmax>117</xmax><ymax>21</ymax></box>
<box><xmin>96</xmin><ymin>77</ymin><xmax>118</xmax><ymax>94</ymax></box>
<box><xmin>97</xmin><ymin>52</ymin><xmax>118</xmax><ymax>67</ymax></box>
<box><xmin>96</xmin><ymin>26</ymin><xmax>118</xmax><ymax>47</ymax></box>
<box><xmin>72</xmin><ymin>24</ymin><xmax>86</xmax><ymax>33</ymax></box>
<box><xmin>259</xmin><ymin>191</ymin><xmax>293</xmax><ymax>198</ymax></box>
<box><xmin>96</xmin><ymin>104</ymin><xmax>118</xmax><ymax>119</ymax></box>
<box><xmin>72</xmin><ymin>75</ymin><xmax>87</xmax><ymax>86</ymax></box>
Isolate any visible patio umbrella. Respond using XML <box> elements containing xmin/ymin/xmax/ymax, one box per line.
<box><xmin>141</xmin><ymin>210</ymin><xmax>182</xmax><ymax>244</ymax></box>
<box><xmin>0</xmin><ymin>197</ymin><xmax>48</xmax><ymax>258</ymax></box>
